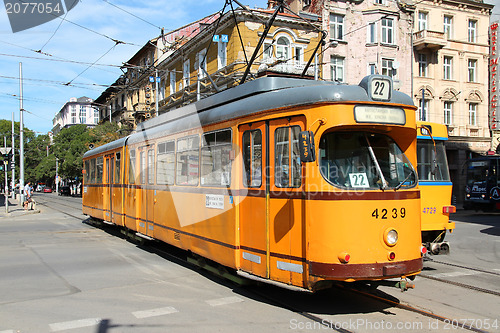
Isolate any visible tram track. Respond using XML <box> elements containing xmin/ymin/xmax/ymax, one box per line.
<box><xmin>38</xmin><ymin>199</ymin><xmax>496</xmax><ymax>332</ymax></box>
<box><xmin>421</xmin><ymin>257</ymin><xmax>500</xmax><ymax>297</ymax></box>
<box><xmin>342</xmin><ymin>286</ymin><xmax>491</xmax><ymax>333</ymax></box>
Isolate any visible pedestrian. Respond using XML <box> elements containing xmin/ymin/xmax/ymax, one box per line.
<box><xmin>23</xmin><ymin>181</ymin><xmax>32</xmax><ymax>210</ymax></box>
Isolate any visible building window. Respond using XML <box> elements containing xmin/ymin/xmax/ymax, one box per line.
<box><xmin>330</xmin><ymin>14</ymin><xmax>344</xmax><ymax>41</ymax></box>
<box><xmin>418</xmin><ymin>12</ymin><xmax>428</xmax><ymax>31</ymax></box>
<box><xmin>170</xmin><ymin>71</ymin><xmax>176</xmax><ymax>95</ymax></box>
<box><xmin>263</xmin><ymin>42</ymin><xmax>273</xmax><ymax>60</ymax></box>
<box><xmin>276</xmin><ymin>36</ymin><xmax>290</xmax><ymax>60</ymax></box>
<box><xmin>469</xmin><ymin>103</ymin><xmax>477</xmax><ymax>126</ymax></box>
<box><xmin>381</xmin><ymin>18</ymin><xmax>394</xmax><ymax>44</ymax></box>
<box><xmin>443</xmin><ymin>56</ymin><xmax>453</xmax><ymax>80</ymax></box>
<box><xmin>367</xmin><ymin>22</ymin><xmax>377</xmax><ymax>43</ymax></box>
<box><xmin>71</xmin><ymin>105</ymin><xmax>77</xmax><ymax>124</ymax></box>
<box><xmin>444</xmin><ymin>15</ymin><xmax>453</xmax><ymax>39</ymax></box>
<box><xmin>80</xmin><ymin>105</ymin><xmax>86</xmax><ymax>124</ymax></box>
<box><xmin>444</xmin><ymin>101</ymin><xmax>453</xmax><ymax>125</ymax></box>
<box><xmin>368</xmin><ymin>63</ymin><xmax>377</xmax><ymax>75</ymax></box>
<box><xmin>418</xmin><ymin>54</ymin><xmax>428</xmax><ymax>77</ymax></box>
<box><xmin>218</xmin><ymin>40</ymin><xmax>227</xmax><ymax>69</ymax></box>
<box><xmin>468</xmin><ymin>59</ymin><xmax>477</xmax><ymax>82</ymax></box>
<box><xmin>183</xmin><ymin>59</ymin><xmax>190</xmax><ymax>88</ymax></box>
<box><xmin>330</xmin><ymin>56</ymin><xmax>344</xmax><ymax>82</ymax></box>
<box><xmin>294</xmin><ymin>47</ymin><xmax>304</xmax><ymax>63</ymax></box>
<box><xmin>197</xmin><ymin>49</ymin><xmax>207</xmax><ymax>79</ymax></box>
<box><xmin>418</xmin><ymin>99</ymin><xmax>429</xmax><ymax>122</ymax></box>
<box><xmin>93</xmin><ymin>109</ymin><xmax>99</xmax><ymax>124</ymax></box>
<box><xmin>468</xmin><ymin>20</ymin><xmax>477</xmax><ymax>43</ymax></box>
<box><xmin>381</xmin><ymin>58</ymin><xmax>395</xmax><ymax>78</ymax></box>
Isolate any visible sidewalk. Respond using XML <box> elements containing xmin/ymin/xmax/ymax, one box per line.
<box><xmin>0</xmin><ymin>195</ymin><xmax>40</xmax><ymax>219</ymax></box>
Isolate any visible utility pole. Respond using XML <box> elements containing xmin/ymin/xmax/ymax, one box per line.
<box><xmin>155</xmin><ymin>68</ymin><xmax>159</xmax><ymax>117</ymax></box>
<box><xmin>3</xmin><ymin>137</ymin><xmax>8</xmax><ymax>213</ymax></box>
<box><xmin>55</xmin><ymin>158</ymin><xmax>59</xmax><ymax>194</ymax></box>
<box><xmin>19</xmin><ymin>62</ymin><xmax>25</xmax><ymax>204</ymax></box>
<box><xmin>11</xmin><ymin>111</ymin><xmax>15</xmax><ymax>198</ymax></box>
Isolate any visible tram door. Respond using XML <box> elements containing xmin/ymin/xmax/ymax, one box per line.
<box><xmin>239</xmin><ymin>117</ymin><xmax>306</xmax><ymax>284</ymax></box>
<box><xmin>239</xmin><ymin>121</ymin><xmax>268</xmax><ymax>278</ymax></box>
<box><xmin>105</xmin><ymin>155</ymin><xmax>114</xmax><ymax>223</ymax></box>
<box><xmin>138</xmin><ymin>146</ymin><xmax>155</xmax><ymax>237</ymax></box>
<box><xmin>268</xmin><ymin>117</ymin><xmax>306</xmax><ymax>286</ymax></box>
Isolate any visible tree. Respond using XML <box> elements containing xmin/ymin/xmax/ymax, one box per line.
<box><xmin>0</xmin><ymin>119</ymin><xmax>36</xmax><ymax>187</ymax></box>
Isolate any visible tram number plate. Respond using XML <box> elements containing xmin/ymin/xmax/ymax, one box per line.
<box><xmin>372</xmin><ymin>208</ymin><xmax>406</xmax><ymax>219</ymax></box>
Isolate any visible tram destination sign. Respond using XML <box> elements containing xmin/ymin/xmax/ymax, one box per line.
<box><xmin>354</xmin><ymin>106</ymin><xmax>406</xmax><ymax>125</ymax></box>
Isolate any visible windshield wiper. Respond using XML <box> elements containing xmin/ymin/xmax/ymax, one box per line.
<box><xmin>395</xmin><ymin>171</ymin><xmax>414</xmax><ymax>191</ymax></box>
<box><xmin>364</xmin><ymin>134</ymin><xmax>388</xmax><ymax>191</ymax></box>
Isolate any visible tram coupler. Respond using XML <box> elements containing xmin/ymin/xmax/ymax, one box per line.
<box><xmin>427</xmin><ymin>241</ymin><xmax>450</xmax><ymax>255</ymax></box>
<box><xmin>395</xmin><ymin>278</ymin><xmax>415</xmax><ymax>292</ymax></box>
<box><xmin>367</xmin><ymin>278</ymin><xmax>415</xmax><ymax>292</ymax></box>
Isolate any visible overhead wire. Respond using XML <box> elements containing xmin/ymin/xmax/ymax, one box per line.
<box><xmin>102</xmin><ymin>0</ymin><xmax>163</xmax><ymax>30</ymax></box>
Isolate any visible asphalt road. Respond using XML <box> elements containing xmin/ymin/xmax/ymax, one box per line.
<box><xmin>0</xmin><ymin>193</ymin><xmax>498</xmax><ymax>333</ymax></box>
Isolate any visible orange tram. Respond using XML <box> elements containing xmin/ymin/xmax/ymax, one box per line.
<box><xmin>83</xmin><ymin>75</ymin><xmax>424</xmax><ymax>292</ymax></box>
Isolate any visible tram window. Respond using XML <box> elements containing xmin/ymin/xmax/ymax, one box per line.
<box><xmin>129</xmin><ymin>150</ymin><xmax>136</xmax><ymax>184</ymax></box>
<box><xmin>115</xmin><ymin>152</ymin><xmax>121</xmax><ymax>184</ymax></box>
<box><xmin>201</xmin><ymin>129</ymin><xmax>232</xmax><ymax>186</ymax></box>
<box><xmin>96</xmin><ymin>156</ymin><xmax>103</xmax><ymax>184</ymax></box>
<box><xmin>243</xmin><ymin>130</ymin><xmax>262</xmax><ymax>187</ymax></box>
<box><xmin>275</xmin><ymin>126</ymin><xmax>301</xmax><ymax>188</ymax></box>
<box><xmin>416</xmin><ymin>140</ymin><xmax>450</xmax><ymax>181</ymax></box>
<box><xmin>140</xmin><ymin>150</ymin><xmax>146</xmax><ymax>184</ymax></box>
<box><xmin>84</xmin><ymin>160</ymin><xmax>90</xmax><ymax>184</ymax></box>
<box><xmin>148</xmin><ymin>149</ymin><xmax>155</xmax><ymax>185</ymax></box>
<box><xmin>319</xmin><ymin>132</ymin><xmax>416</xmax><ymax>190</ymax></box>
<box><xmin>90</xmin><ymin>158</ymin><xmax>96</xmax><ymax>183</ymax></box>
<box><xmin>176</xmin><ymin>135</ymin><xmax>199</xmax><ymax>186</ymax></box>
<box><xmin>157</xmin><ymin>141</ymin><xmax>175</xmax><ymax>185</ymax></box>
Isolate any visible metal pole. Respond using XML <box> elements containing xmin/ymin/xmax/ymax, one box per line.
<box><xmin>155</xmin><ymin>69</ymin><xmax>159</xmax><ymax>117</ymax></box>
<box><xmin>109</xmin><ymin>105</ymin><xmax>111</xmax><ymax>122</ymax></box>
<box><xmin>55</xmin><ymin>158</ymin><xmax>59</xmax><ymax>194</ymax></box>
<box><xmin>11</xmin><ymin>111</ymin><xmax>15</xmax><ymax>198</ymax></box>
<box><xmin>19</xmin><ymin>62</ymin><xmax>24</xmax><ymax>204</ymax></box>
<box><xmin>4</xmin><ymin>137</ymin><xmax>8</xmax><ymax>213</ymax></box>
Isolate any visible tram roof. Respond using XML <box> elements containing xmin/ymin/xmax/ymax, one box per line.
<box><xmin>84</xmin><ymin>76</ymin><xmax>415</xmax><ymax>158</ymax></box>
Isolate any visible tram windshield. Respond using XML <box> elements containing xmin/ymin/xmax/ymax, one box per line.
<box><xmin>466</xmin><ymin>160</ymin><xmax>492</xmax><ymax>187</ymax></box>
<box><xmin>417</xmin><ymin>140</ymin><xmax>451</xmax><ymax>181</ymax></box>
<box><xmin>319</xmin><ymin>132</ymin><xmax>417</xmax><ymax>190</ymax></box>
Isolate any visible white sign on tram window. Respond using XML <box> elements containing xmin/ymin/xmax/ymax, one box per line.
<box><xmin>205</xmin><ymin>194</ymin><xmax>224</xmax><ymax>209</ymax></box>
<box><xmin>349</xmin><ymin>173</ymin><xmax>369</xmax><ymax>188</ymax></box>
<box><xmin>354</xmin><ymin>106</ymin><xmax>405</xmax><ymax>125</ymax></box>
<box><xmin>370</xmin><ymin>77</ymin><xmax>391</xmax><ymax>101</ymax></box>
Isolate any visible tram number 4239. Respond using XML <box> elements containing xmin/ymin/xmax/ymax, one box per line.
<box><xmin>372</xmin><ymin>208</ymin><xmax>406</xmax><ymax>219</ymax></box>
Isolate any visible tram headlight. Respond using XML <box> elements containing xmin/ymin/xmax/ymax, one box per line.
<box><xmin>384</xmin><ymin>229</ymin><xmax>398</xmax><ymax>247</ymax></box>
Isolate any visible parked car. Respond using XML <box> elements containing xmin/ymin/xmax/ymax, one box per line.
<box><xmin>43</xmin><ymin>187</ymin><xmax>53</xmax><ymax>193</ymax></box>
<box><xmin>58</xmin><ymin>186</ymin><xmax>71</xmax><ymax>196</ymax></box>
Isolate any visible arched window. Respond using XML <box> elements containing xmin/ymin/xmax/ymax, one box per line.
<box><xmin>276</xmin><ymin>36</ymin><xmax>290</xmax><ymax>60</ymax></box>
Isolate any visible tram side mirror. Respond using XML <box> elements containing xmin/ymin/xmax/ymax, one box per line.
<box><xmin>299</xmin><ymin>131</ymin><xmax>316</xmax><ymax>163</ymax></box>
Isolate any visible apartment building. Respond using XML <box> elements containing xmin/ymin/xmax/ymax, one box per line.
<box><xmin>412</xmin><ymin>0</ymin><xmax>494</xmax><ymax>204</ymax></box>
<box><xmin>287</xmin><ymin>0</ymin><xmax>415</xmax><ymax>94</ymax></box>
<box><xmin>52</xmin><ymin>96</ymin><xmax>98</xmax><ymax>134</ymax></box>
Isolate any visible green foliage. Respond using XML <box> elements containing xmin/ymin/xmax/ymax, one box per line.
<box><xmin>0</xmin><ymin>121</ymin><xmax>127</xmax><ymax>187</ymax></box>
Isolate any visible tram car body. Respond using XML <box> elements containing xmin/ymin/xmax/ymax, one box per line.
<box><xmin>83</xmin><ymin>75</ymin><xmax>423</xmax><ymax>291</ymax></box>
<box><xmin>464</xmin><ymin>155</ymin><xmax>500</xmax><ymax>211</ymax></box>
<box><xmin>416</xmin><ymin>121</ymin><xmax>455</xmax><ymax>254</ymax></box>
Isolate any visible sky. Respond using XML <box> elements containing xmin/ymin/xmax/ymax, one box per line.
<box><xmin>0</xmin><ymin>0</ymin><xmax>269</xmax><ymax>135</ymax></box>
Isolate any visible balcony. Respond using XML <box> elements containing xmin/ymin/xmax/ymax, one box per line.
<box><xmin>413</xmin><ymin>30</ymin><xmax>447</xmax><ymax>50</ymax></box>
